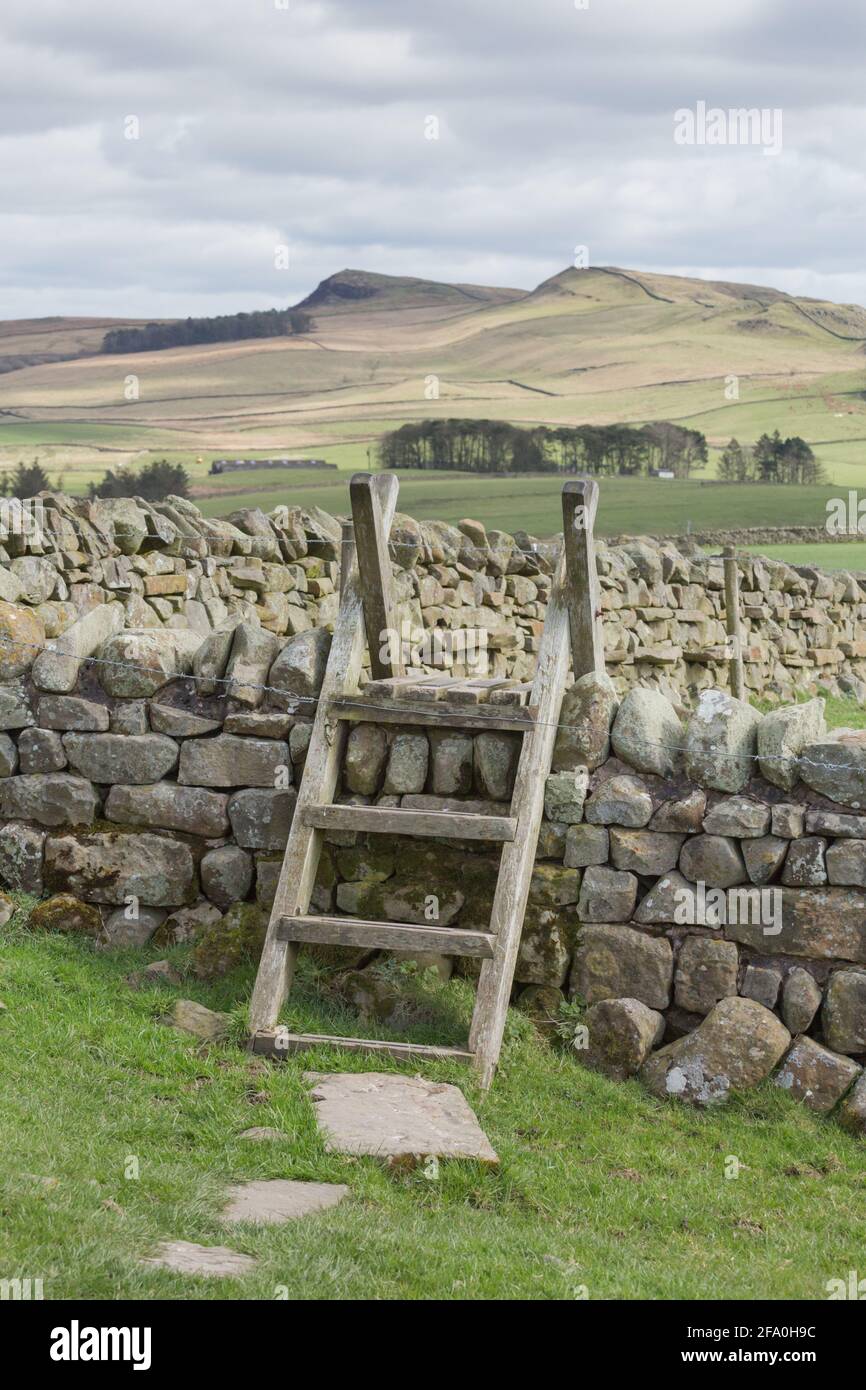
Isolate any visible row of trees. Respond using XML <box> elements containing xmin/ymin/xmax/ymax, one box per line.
<box><xmin>88</xmin><ymin>461</ymin><xmax>190</xmax><ymax>499</ymax></box>
<box><xmin>102</xmin><ymin>308</ymin><xmax>312</xmax><ymax>355</ymax></box>
<box><xmin>0</xmin><ymin>461</ymin><xmax>53</xmax><ymax>497</ymax></box>
<box><xmin>378</xmin><ymin>419</ymin><xmax>708</xmax><ymax>478</ymax></box>
<box><xmin>717</xmin><ymin>432</ymin><xmax>824</xmax><ymax>485</ymax></box>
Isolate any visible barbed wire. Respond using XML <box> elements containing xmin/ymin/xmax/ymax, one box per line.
<box><xmin>0</xmin><ymin>628</ymin><xmax>863</xmax><ymax>779</ymax></box>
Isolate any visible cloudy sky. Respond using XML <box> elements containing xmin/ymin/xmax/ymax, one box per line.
<box><xmin>1</xmin><ymin>0</ymin><xmax>864</xmax><ymax>319</ymax></box>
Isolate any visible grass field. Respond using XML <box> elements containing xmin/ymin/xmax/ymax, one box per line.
<box><xmin>1</xmin><ymin>698</ymin><xmax>863</xmax><ymax>1301</ymax></box>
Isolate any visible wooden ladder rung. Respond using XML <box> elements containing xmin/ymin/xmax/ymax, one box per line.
<box><xmin>328</xmin><ymin>696</ymin><xmax>535</xmax><ymax>732</ymax></box>
<box><xmin>276</xmin><ymin>914</ymin><xmax>495</xmax><ymax>957</ymax></box>
<box><xmin>252</xmin><ymin>1029</ymin><xmax>474</xmax><ymax>1064</ymax></box>
<box><xmin>301</xmin><ymin>803</ymin><xmax>517</xmax><ymax>841</ymax></box>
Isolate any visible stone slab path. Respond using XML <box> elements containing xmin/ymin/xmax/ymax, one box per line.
<box><xmin>142</xmin><ymin>1240</ymin><xmax>258</xmax><ymax>1277</ymax></box>
<box><xmin>221</xmin><ymin>1178</ymin><xmax>349</xmax><ymax>1224</ymax></box>
<box><xmin>305</xmin><ymin>1071</ymin><xmax>499</xmax><ymax>1163</ymax></box>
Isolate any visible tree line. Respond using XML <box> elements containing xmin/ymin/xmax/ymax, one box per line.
<box><xmin>717</xmin><ymin>432</ymin><xmax>823</xmax><ymax>485</ymax></box>
<box><xmin>378</xmin><ymin>419</ymin><xmax>709</xmax><ymax>477</ymax></box>
<box><xmin>101</xmin><ymin>308</ymin><xmax>312</xmax><ymax>355</ymax></box>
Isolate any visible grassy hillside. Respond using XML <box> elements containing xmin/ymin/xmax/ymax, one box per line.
<box><xmin>0</xmin><ymin>264</ymin><xmax>864</xmax><ymax>536</ymax></box>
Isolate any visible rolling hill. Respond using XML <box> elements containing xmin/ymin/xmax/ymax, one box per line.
<box><xmin>0</xmin><ymin>264</ymin><xmax>864</xmax><ymax>526</ymax></box>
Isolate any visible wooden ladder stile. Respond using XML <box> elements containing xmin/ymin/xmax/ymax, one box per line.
<box><xmin>248</xmin><ymin>472</ymin><xmax>603</xmax><ymax>1088</ymax></box>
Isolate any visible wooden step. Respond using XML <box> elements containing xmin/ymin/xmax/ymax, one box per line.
<box><xmin>301</xmin><ymin>803</ymin><xmax>517</xmax><ymax>841</ymax></box>
<box><xmin>252</xmin><ymin>1028</ymin><xmax>473</xmax><ymax>1064</ymax></box>
<box><xmin>276</xmin><ymin>913</ymin><xmax>495</xmax><ymax>956</ymax></box>
<box><xmin>328</xmin><ymin>695</ymin><xmax>534</xmax><ymax>732</ymax></box>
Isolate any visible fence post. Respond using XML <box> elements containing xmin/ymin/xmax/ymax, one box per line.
<box><xmin>723</xmin><ymin>545</ymin><xmax>745</xmax><ymax>700</ymax></box>
<box><xmin>561</xmin><ymin>478</ymin><xmax>604</xmax><ymax>679</ymax></box>
<box><xmin>348</xmin><ymin>472</ymin><xmax>405</xmax><ymax>681</ymax></box>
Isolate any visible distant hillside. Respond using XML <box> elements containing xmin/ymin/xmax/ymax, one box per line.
<box><xmin>1</xmin><ymin>264</ymin><xmax>864</xmax><ymax>498</ymax></box>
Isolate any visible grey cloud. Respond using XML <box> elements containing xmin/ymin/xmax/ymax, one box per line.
<box><xmin>0</xmin><ymin>0</ymin><xmax>864</xmax><ymax>316</ymax></box>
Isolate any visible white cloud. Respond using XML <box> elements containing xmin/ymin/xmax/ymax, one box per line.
<box><xmin>0</xmin><ymin>0</ymin><xmax>864</xmax><ymax>315</ymax></box>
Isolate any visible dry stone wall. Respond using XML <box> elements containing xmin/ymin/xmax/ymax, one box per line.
<box><xmin>0</xmin><ymin>491</ymin><xmax>865</xmax><ymax>1128</ymax></box>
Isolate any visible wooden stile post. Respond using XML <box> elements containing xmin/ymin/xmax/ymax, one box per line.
<box><xmin>723</xmin><ymin>545</ymin><xmax>745</xmax><ymax>700</ymax></box>
<box><xmin>561</xmin><ymin>478</ymin><xmax>604</xmax><ymax>679</ymax></box>
<box><xmin>349</xmin><ymin>472</ymin><xmax>404</xmax><ymax>681</ymax></box>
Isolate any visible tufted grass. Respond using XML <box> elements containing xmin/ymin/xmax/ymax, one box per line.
<box><xmin>0</xmin><ymin>697</ymin><xmax>864</xmax><ymax>1301</ymax></box>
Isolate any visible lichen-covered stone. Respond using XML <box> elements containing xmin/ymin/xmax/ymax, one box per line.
<box><xmin>105</xmin><ymin>781</ymin><xmax>230</xmax><ymax>838</ymax></box>
<box><xmin>684</xmin><ymin>689</ymin><xmax>761</xmax><ymax>793</ymax></box>
<box><xmin>0</xmin><ymin>773</ymin><xmax>98</xmax><ymax>827</ymax></box>
<box><xmin>774</xmin><ymin>1035</ymin><xmax>861</xmax><ymax>1113</ymax></box>
<box><xmin>192</xmin><ymin>902</ymin><xmax>267</xmax><ymax>979</ymax></box>
<box><xmin>227</xmin><ymin>788</ymin><xmax>296</xmax><ymax>850</ymax></box>
<box><xmin>0</xmin><ymin>821</ymin><xmax>45</xmax><ymax>893</ymax></box>
<box><xmin>543</xmin><ymin>768</ymin><xmax>589</xmax><ymax>823</ymax></box>
<box><xmin>798</xmin><ymin>734</ymin><xmax>866</xmax><ymax>811</ymax></box>
<box><xmin>0</xmin><ymin>602</ymin><xmax>45</xmax><ymax>679</ymax></box>
<box><xmin>35</xmin><ymin>695</ymin><xmax>110</xmax><ymax>732</ymax></box>
<box><xmin>609</xmin><ymin>829</ymin><xmax>684</xmax><ymax>876</ymax></box>
<box><xmin>45</xmin><ymin>831</ymin><xmax>196</xmax><ymax>906</ymax></box>
<box><xmin>680</xmin><ymin>834</ymin><xmax>746</xmax><ymax>889</ymax></box>
<box><xmin>581</xmin><ymin>997</ymin><xmax>665</xmax><ymax>1080</ymax></box>
<box><xmin>780</xmin><ymin>966</ymin><xmax>822</xmax><ymax>1034</ymax></box>
<box><xmin>740</xmin><ymin>962</ymin><xmax>782</xmax><ymax>1010</ymax></box>
<box><xmin>474</xmin><ymin>732</ymin><xmax>520</xmax><ymax>800</ymax></box>
<box><xmin>611</xmin><ymin>687</ymin><xmax>682</xmax><ymax>777</ymax></box>
<box><xmin>757</xmin><ymin>698</ymin><xmax>826</xmax><ymax>791</ymax></box>
<box><xmin>17</xmin><ymin>727</ymin><xmax>66</xmax><ymax>774</ymax></box>
<box><xmin>780</xmin><ymin>837</ymin><xmax>827</xmax><ymax>887</ymax></box>
<box><xmin>571</xmin><ymin>924</ymin><xmax>673</xmax><ymax>1009</ymax></box>
<box><xmin>383</xmin><ymin>732</ymin><xmax>428</xmax><ymax>795</ymax></box>
<box><xmin>584</xmin><ymin>774</ymin><xmax>652</xmax><ymax>828</ymax></box>
<box><xmin>742</xmin><ymin>835</ymin><xmax>788</xmax><ymax>885</ymax></box>
<box><xmin>516</xmin><ymin>905</ymin><xmax>573</xmax><ymax>986</ymax></box>
<box><xmin>564</xmin><ymin>823</ymin><xmax>609</xmax><ymax>869</ymax></box>
<box><xmin>163</xmin><ymin>998</ymin><xmax>231</xmax><ymax>1042</ymax></box>
<box><xmin>344</xmin><ymin>724</ymin><xmax>388</xmax><ymax>795</ymax></box>
<box><xmin>726</xmin><ymin>887</ymin><xmax>866</xmax><ymax>963</ymax></box>
<box><xmin>267</xmin><ymin>627</ymin><xmax>331</xmax><ymax>706</ymax></box>
<box><xmin>200</xmin><ymin>845</ymin><xmax>253</xmax><ymax>910</ymax></box>
<box><xmin>64</xmin><ymin>732</ymin><xmax>179</xmax><ymax>785</ymax></box>
<box><xmin>640</xmin><ymin>997</ymin><xmax>790</xmax><ymax>1106</ymax></box>
<box><xmin>702</xmin><ymin>796</ymin><xmax>770</xmax><ymax>839</ymax></box>
<box><xmin>178</xmin><ymin>735</ymin><xmax>290</xmax><ymax>789</ymax></box>
<box><xmin>826</xmin><ymin>840</ymin><xmax>866</xmax><ymax>888</ymax></box>
<box><xmin>577</xmin><ymin>865</ymin><xmax>637</xmax><ymax>923</ymax></box>
<box><xmin>649</xmin><ymin>788</ymin><xmax>706</xmax><ymax>833</ymax></box>
<box><xmin>822</xmin><ymin>970</ymin><xmax>866</xmax><ymax>1054</ymax></box>
<box><xmin>29</xmin><ymin>892</ymin><xmax>102</xmax><ymax>936</ymax></box>
<box><xmin>674</xmin><ymin>935</ymin><xmax>739</xmax><ymax>1015</ymax></box>
<box><xmin>427</xmin><ymin>730</ymin><xmax>473</xmax><ymax>796</ymax></box>
<box><xmin>552</xmin><ymin>672</ymin><xmax>618</xmax><ymax>772</ymax></box>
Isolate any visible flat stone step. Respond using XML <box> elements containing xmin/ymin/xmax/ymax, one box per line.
<box><xmin>304</xmin><ymin>1071</ymin><xmax>499</xmax><ymax>1163</ymax></box>
<box><xmin>221</xmin><ymin>1178</ymin><xmax>348</xmax><ymax>1224</ymax></box>
<box><xmin>141</xmin><ymin>1240</ymin><xmax>257</xmax><ymax>1277</ymax></box>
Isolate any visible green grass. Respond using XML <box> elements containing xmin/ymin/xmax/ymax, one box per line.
<box><xmin>743</xmin><ymin>542</ymin><xmax>866</xmax><ymax>570</ymax></box>
<box><xmin>2</xmin><ymin>913</ymin><xmax>866</xmax><ymax>1300</ymax></box>
<box><xmin>1</xmin><ymin>701</ymin><xmax>865</xmax><ymax>1301</ymax></box>
<box><xmin>196</xmin><ymin>472</ymin><xmax>863</xmax><ymax>541</ymax></box>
